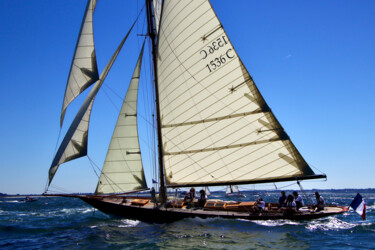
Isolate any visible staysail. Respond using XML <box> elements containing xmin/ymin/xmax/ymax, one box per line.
<box><xmin>156</xmin><ymin>0</ymin><xmax>324</xmax><ymax>188</ymax></box>
<box><xmin>48</xmin><ymin>22</ymin><xmax>136</xmax><ymax>185</ymax></box>
<box><xmin>95</xmin><ymin>42</ymin><xmax>147</xmax><ymax>194</ymax></box>
<box><xmin>60</xmin><ymin>0</ymin><xmax>99</xmax><ymax>127</ymax></box>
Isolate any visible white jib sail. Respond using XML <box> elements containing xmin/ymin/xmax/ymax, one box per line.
<box><xmin>95</xmin><ymin>43</ymin><xmax>147</xmax><ymax>194</ymax></box>
<box><xmin>49</xmin><ymin>23</ymin><xmax>136</xmax><ymax>186</ymax></box>
<box><xmin>60</xmin><ymin>0</ymin><xmax>99</xmax><ymax>126</ymax></box>
<box><xmin>157</xmin><ymin>0</ymin><xmax>317</xmax><ymax>187</ymax></box>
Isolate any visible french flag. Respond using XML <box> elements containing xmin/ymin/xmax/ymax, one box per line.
<box><xmin>350</xmin><ymin>193</ymin><xmax>366</xmax><ymax>220</ymax></box>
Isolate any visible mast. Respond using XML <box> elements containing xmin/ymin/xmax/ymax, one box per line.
<box><xmin>146</xmin><ymin>0</ymin><xmax>166</xmax><ymax>203</ymax></box>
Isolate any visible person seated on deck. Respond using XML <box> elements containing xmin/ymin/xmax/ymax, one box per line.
<box><xmin>293</xmin><ymin>191</ymin><xmax>304</xmax><ymax>210</ymax></box>
<box><xmin>198</xmin><ymin>189</ymin><xmax>207</xmax><ymax>207</ymax></box>
<box><xmin>314</xmin><ymin>192</ymin><xmax>325</xmax><ymax>212</ymax></box>
<box><xmin>183</xmin><ymin>188</ymin><xmax>196</xmax><ymax>203</ymax></box>
<box><xmin>253</xmin><ymin>197</ymin><xmax>266</xmax><ymax>214</ymax></box>
<box><xmin>278</xmin><ymin>191</ymin><xmax>287</xmax><ymax>208</ymax></box>
<box><xmin>280</xmin><ymin>194</ymin><xmax>297</xmax><ymax>215</ymax></box>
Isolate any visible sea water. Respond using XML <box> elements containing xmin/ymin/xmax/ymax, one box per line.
<box><xmin>1</xmin><ymin>190</ymin><xmax>374</xmax><ymax>249</ymax></box>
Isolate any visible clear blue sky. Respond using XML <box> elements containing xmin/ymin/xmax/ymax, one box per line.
<box><xmin>0</xmin><ymin>0</ymin><xmax>374</xmax><ymax>194</ymax></box>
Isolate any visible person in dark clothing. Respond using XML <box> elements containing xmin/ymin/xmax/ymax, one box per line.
<box><xmin>184</xmin><ymin>187</ymin><xmax>196</xmax><ymax>202</ymax></box>
<box><xmin>198</xmin><ymin>189</ymin><xmax>207</xmax><ymax>207</ymax></box>
<box><xmin>278</xmin><ymin>191</ymin><xmax>287</xmax><ymax>208</ymax></box>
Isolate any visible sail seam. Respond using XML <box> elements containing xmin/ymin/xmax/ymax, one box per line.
<box><xmin>160</xmin><ymin>57</ymin><xmax>240</xmax><ymax>123</ymax></box>
<box><xmin>164</xmin><ymin>138</ymin><xmax>281</xmax><ymax>156</ymax></box>
<box><xmin>162</xmin><ymin>109</ymin><xmax>262</xmax><ymax>128</ymax></box>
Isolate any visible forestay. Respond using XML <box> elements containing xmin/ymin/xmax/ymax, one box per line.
<box><xmin>157</xmin><ymin>0</ymin><xmax>321</xmax><ymax>187</ymax></box>
<box><xmin>95</xmin><ymin>43</ymin><xmax>147</xmax><ymax>194</ymax></box>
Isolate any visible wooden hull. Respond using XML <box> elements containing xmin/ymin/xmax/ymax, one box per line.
<box><xmin>78</xmin><ymin>196</ymin><xmax>347</xmax><ymax>224</ymax></box>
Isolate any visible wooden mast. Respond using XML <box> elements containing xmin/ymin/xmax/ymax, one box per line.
<box><xmin>146</xmin><ymin>0</ymin><xmax>166</xmax><ymax>204</ymax></box>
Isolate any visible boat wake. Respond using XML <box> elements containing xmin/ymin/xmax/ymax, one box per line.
<box><xmin>248</xmin><ymin>219</ymin><xmax>301</xmax><ymax>227</ymax></box>
<box><xmin>306</xmin><ymin>217</ymin><xmax>357</xmax><ymax>231</ymax></box>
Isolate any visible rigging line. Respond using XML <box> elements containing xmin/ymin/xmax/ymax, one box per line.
<box><xmin>309</xmin><ymin>163</ymin><xmax>326</xmax><ymax>175</ymax></box>
<box><xmin>43</xmin><ymin>177</ymin><xmax>50</xmax><ymax>194</ymax></box>
<box><xmin>89</xmin><ymin>156</ymin><xmax>126</xmax><ymax>194</ymax></box>
<box><xmin>86</xmin><ymin>155</ymin><xmax>101</xmax><ymax>179</ymax></box>
<box><xmin>297</xmin><ymin>180</ymin><xmax>314</xmax><ymax>205</ymax></box>
<box><xmin>140</xmin><ymin>38</ymin><xmax>156</xmax><ymax>187</ymax></box>
<box><xmin>53</xmin><ymin>128</ymin><xmax>63</xmax><ymax>155</ymax></box>
<box><xmin>49</xmin><ymin>184</ymin><xmax>73</xmax><ymax>194</ymax></box>
<box><xmin>101</xmin><ymin>86</ymin><xmax>121</xmax><ymax>112</ymax></box>
<box><xmin>47</xmin><ymin>127</ymin><xmax>63</xmax><ymax>193</ymax></box>
<box><xmin>278</xmin><ymin>182</ymin><xmax>297</xmax><ymax>189</ymax></box>
<box><xmin>103</xmin><ymin>78</ymin><xmax>156</xmax><ymax>130</ymax></box>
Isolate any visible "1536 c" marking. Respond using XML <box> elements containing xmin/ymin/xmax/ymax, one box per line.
<box><xmin>205</xmin><ymin>48</ymin><xmax>235</xmax><ymax>73</ymax></box>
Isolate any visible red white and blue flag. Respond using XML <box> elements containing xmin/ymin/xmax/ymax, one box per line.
<box><xmin>350</xmin><ymin>193</ymin><xmax>366</xmax><ymax>220</ymax></box>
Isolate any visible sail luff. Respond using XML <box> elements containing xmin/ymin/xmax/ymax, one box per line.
<box><xmin>48</xmin><ymin>22</ymin><xmax>137</xmax><ymax>186</ymax></box>
<box><xmin>156</xmin><ymin>0</ymin><xmax>323</xmax><ymax>188</ymax></box>
<box><xmin>60</xmin><ymin>0</ymin><xmax>99</xmax><ymax>127</ymax></box>
<box><xmin>146</xmin><ymin>0</ymin><xmax>167</xmax><ymax>203</ymax></box>
<box><xmin>95</xmin><ymin>42</ymin><xmax>146</xmax><ymax>194</ymax></box>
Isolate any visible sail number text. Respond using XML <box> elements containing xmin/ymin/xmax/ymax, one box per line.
<box><xmin>205</xmin><ymin>49</ymin><xmax>235</xmax><ymax>73</ymax></box>
<box><xmin>200</xmin><ymin>36</ymin><xmax>229</xmax><ymax>59</ymax></box>
<box><xmin>200</xmin><ymin>35</ymin><xmax>235</xmax><ymax>73</ymax></box>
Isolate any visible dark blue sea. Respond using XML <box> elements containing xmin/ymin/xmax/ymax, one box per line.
<box><xmin>1</xmin><ymin>190</ymin><xmax>374</xmax><ymax>249</ymax></box>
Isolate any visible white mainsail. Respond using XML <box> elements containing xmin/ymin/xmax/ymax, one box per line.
<box><xmin>60</xmin><ymin>0</ymin><xmax>99</xmax><ymax>127</ymax></box>
<box><xmin>48</xmin><ymin>23</ymin><xmax>136</xmax><ymax>185</ymax></box>
<box><xmin>156</xmin><ymin>0</ymin><xmax>319</xmax><ymax>187</ymax></box>
<box><xmin>95</xmin><ymin>42</ymin><xmax>147</xmax><ymax>194</ymax></box>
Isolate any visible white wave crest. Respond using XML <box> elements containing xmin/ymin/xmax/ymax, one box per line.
<box><xmin>0</xmin><ymin>200</ymin><xmax>21</xmax><ymax>203</ymax></box>
<box><xmin>250</xmin><ymin>219</ymin><xmax>301</xmax><ymax>227</ymax></box>
<box><xmin>306</xmin><ymin>217</ymin><xmax>356</xmax><ymax>231</ymax></box>
<box><xmin>81</xmin><ymin>208</ymin><xmax>95</xmax><ymax>214</ymax></box>
<box><xmin>366</xmin><ymin>204</ymin><xmax>375</xmax><ymax>211</ymax></box>
<box><xmin>118</xmin><ymin>219</ymin><xmax>140</xmax><ymax>227</ymax></box>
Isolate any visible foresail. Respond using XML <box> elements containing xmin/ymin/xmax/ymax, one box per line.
<box><xmin>49</xmin><ymin>98</ymin><xmax>94</xmax><ymax>184</ymax></box>
<box><xmin>48</xmin><ymin>22</ymin><xmax>136</xmax><ymax>186</ymax></box>
<box><xmin>95</xmin><ymin>42</ymin><xmax>146</xmax><ymax>194</ymax></box>
<box><xmin>60</xmin><ymin>0</ymin><xmax>99</xmax><ymax>127</ymax></box>
<box><xmin>157</xmin><ymin>0</ymin><xmax>323</xmax><ymax>188</ymax></box>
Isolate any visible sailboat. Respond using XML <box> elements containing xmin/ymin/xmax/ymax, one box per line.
<box><xmin>44</xmin><ymin>0</ymin><xmax>347</xmax><ymax>223</ymax></box>
<box><xmin>226</xmin><ymin>185</ymin><xmax>246</xmax><ymax>198</ymax></box>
